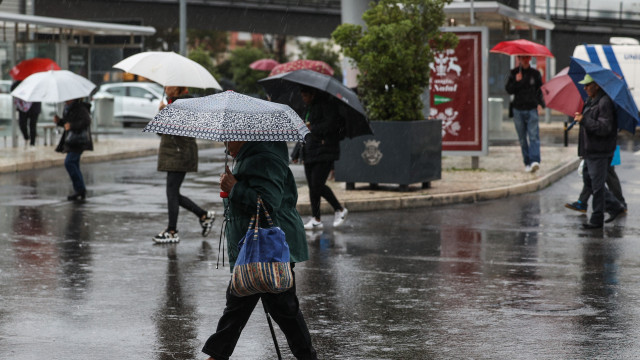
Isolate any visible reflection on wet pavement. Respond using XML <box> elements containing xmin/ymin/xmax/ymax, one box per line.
<box><xmin>2</xmin><ymin>148</ymin><xmax>640</xmax><ymax>359</ymax></box>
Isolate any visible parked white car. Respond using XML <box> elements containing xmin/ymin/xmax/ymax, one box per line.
<box><xmin>91</xmin><ymin>82</ymin><xmax>165</xmax><ymax>127</ymax></box>
<box><xmin>0</xmin><ymin>80</ymin><xmax>12</xmax><ymax>121</ymax></box>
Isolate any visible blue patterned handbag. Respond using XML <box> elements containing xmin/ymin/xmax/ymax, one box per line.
<box><xmin>230</xmin><ymin>196</ymin><xmax>293</xmax><ymax>297</ymax></box>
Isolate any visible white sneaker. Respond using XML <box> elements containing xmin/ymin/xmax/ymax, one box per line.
<box><xmin>303</xmin><ymin>218</ymin><xmax>323</xmax><ymax>230</ymax></box>
<box><xmin>153</xmin><ymin>230</ymin><xmax>180</xmax><ymax>244</ymax></box>
<box><xmin>524</xmin><ymin>164</ymin><xmax>532</xmax><ymax>173</ymax></box>
<box><xmin>200</xmin><ymin>210</ymin><xmax>215</xmax><ymax>237</ymax></box>
<box><xmin>333</xmin><ymin>208</ymin><xmax>348</xmax><ymax>227</ymax></box>
<box><xmin>530</xmin><ymin>162</ymin><xmax>540</xmax><ymax>172</ymax></box>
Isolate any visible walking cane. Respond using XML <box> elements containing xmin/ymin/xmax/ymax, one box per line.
<box><xmin>262</xmin><ymin>300</ymin><xmax>282</xmax><ymax>360</ymax></box>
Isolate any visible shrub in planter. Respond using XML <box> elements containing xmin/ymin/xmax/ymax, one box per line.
<box><xmin>331</xmin><ymin>0</ymin><xmax>458</xmax><ymax>188</ymax></box>
<box><xmin>332</xmin><ymin>0</ymin><xmax>458</xmax><ymax>122</ymax></box>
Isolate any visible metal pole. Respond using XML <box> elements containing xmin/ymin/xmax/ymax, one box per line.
<box><xmin>179</xmin><ymin>0</ymin><xmax>187</xmax><ymax>56</ymax></box>
<box><xmin>11</xmin><ymin>22</ymin><xmax>17</xmax><ymax>148</ymax></box>
<box><xmin>545</xmin><ymin>0</ymin><xmax>552</xmax><ymax>123</ymax></box>
<box><xmin>530</xmin><ymin>0</ymin><xmax>536</xmax><ymax>41</ymax></box>
<box><xmin>470</xmin><ymin>0</ymin><xmax>475</xmax><ymax>25</ymax></box>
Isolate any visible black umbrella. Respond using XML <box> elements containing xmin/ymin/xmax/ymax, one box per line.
<box><xmin>258</xmin><ymin>69</ymin><xmax>373</xmax><ymax>139</ymax></box>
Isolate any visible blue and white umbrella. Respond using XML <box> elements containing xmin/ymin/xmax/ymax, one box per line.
<box><xmin>569</xmin><ymin>57</ymin><xmax>640</xmax><ymax>134</ymax></box>
<box><xmin>143</xmin><ymin>91</ymin><xmax>310</xmax><ymax>142</ymax></box>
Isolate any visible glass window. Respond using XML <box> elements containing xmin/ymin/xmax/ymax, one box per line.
<box><xmin>129</xmin><ymin>86</ymin><xmax>154</xmax><ymax>99</ymax></box>
<box><xmin>105</xmin><ymin>86</ymin><xmax>126</xmax><ymax>96</ymax></box>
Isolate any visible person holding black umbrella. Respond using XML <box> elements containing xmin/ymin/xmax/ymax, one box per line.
<box><xmin>292</xmin><ymin>85</ymin><xmax>348</xmax><ymax>230</ymax></box>
<box><xmin>574</xmin><ymin>74</ymin><xmax>626</xmax><ymax>229</ymax></box>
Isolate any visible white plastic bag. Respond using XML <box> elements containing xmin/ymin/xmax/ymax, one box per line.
<box><xmin>578</xmin><ymin>159</ymin><xmax>584</xmax><ymax>177</ymax></box>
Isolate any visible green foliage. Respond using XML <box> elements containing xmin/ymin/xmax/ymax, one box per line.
<box><xmin>297</xmin><ymin>40</ymin><xmax>342</xmax><ymax>81</ymax></box>
<box><xmin>187</xmin><ymin>29</ymin><xmax>228</xmax><ymax>57</ymax></box>
<box><xmin>187</xmin><ymin>46</ymin><xmax>221</xmax><ymax>96</ymax></box>
<box><xmin>332</xmin><ymin>0</ymin><xmax>458</xmax><ymax>121</ymax></box>
<box><xmin>226</xmin><ymin>46</ymin><xmax>272</xmax><ymax>96</ymax></box>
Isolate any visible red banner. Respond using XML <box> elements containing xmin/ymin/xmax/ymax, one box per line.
<box><xmin>430</xmin><ymin>31</ymin><xmax>484</xmax><ymax>153</ymax></box>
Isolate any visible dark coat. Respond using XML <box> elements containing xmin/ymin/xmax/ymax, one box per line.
<box><xmin>578</xmin><ymin>91</ymin><xmax>618</xmax><ymax>159</ymax></box>
<box><xmin>505</xmin><ymin>66</ymin><xmax>545</xmax><ymax>111</ymax></box>
<box><xmin>55</xmin><ymin>101</ymin><xmax>93</xmax><ymax>153</ymax></box>
<box><xmin>299</xmin><ymin>94</ymin><xmax>340</xmax><ymax>164</ymax></box>
<box><xmin>224</xmin><ymin>141</ymin><xmax>308</xmax><ymax>270</ymax></box>
<box><xmin>157</xmin><ymin>134</ymin><xmax>198</xmax><ymax>172</ymax></box>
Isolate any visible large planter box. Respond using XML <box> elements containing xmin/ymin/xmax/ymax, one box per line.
<box><xmin>334</xmin><ymin>119</ymin><xmax>442</xmax><ymax>189</ymax></box>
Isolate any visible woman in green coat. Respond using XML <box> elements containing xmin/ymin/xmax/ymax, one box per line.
<box><xmin>202</xmin><ymin>140</ymin><xmax>317</xmax><ymax>360</ymax></box>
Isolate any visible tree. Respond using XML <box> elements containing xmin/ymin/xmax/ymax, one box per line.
<box><xmin>332</xmin><ymin>0</ymin><xmax>458</xmax><ymax>121</ymax></box>
<box><xmin>297</xmin><ymin>40</ymin><xmax>342</xmax><ymax>81</ymax></box>
<box><xmin>226</xmin><ymin>45</ymin><xmax>272</xmax><ymax>96</ymax></box>
<box><xmin>188</xmin><ymin>46</ymin><xmax>221</xmax><ymax>96</ymax></box>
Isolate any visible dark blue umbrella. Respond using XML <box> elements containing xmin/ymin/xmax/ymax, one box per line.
<box><xmin>568</xmin><ymin>57</ymin><xmax>640</xmax><ymax>134</ymax></box>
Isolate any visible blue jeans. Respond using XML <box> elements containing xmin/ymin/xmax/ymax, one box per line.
<box><xmin>64</xmin><ymin>151</ymin><xmax>86</xmax><ymax>193</ymax></box>
<box><xmin>512</xmin><ymin>108</ymin><xmax>541</xmax><ymax>166</ymax></box>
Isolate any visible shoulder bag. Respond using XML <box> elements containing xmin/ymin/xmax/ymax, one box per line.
<box><xmin>230</xmin><ymin>196</ymin><xmax>293</xmax><ymax>297</ymax></box>
<box><xmin>65</xmin><ymin>128</ymin><xmax>90</xmax><ymax>147</ymax></box>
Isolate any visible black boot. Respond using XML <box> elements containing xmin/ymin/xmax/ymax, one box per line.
<box><xmin>67</xmin><ymin>191</ymin><xmax>86</xmax><ymax>201</ymax></box>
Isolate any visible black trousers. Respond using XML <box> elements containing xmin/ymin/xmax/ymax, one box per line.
<box><xmin>18</xmin><ymin>109</ymin><xmax>39</xmax><ymax>145</ymax></box>
<box><xmin>578</xmin><ymin>165</ymin><xmax>627</xmax><ymax>209</ymax></box>
<box><xmin>202</xmin><ymin>266</ymin><xmax>317</xmax><ymax>360</ymax></box>
<box><xmin>166</xmin><ymin>171</ymin><xmax>206</xmax><ymax>232</ymax></box>
<box><xmin>583</xmin><ymin>158</ymin><xmax>624</xmax><ymax>225</ymax></box>
<box><xmin>304</xmin><ymin>161</ymin><xmax>341</xmax><ymax>219</ymax></box>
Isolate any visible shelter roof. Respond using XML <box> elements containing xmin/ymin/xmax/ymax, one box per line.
<box><xmin>445</xmin><ymin>1</ymin><xmax>555</xmax><ymax>31</ymax></box>
<box><xmin>0</xmin><ymin>11</ymin><xmax>155</xmax><ymax>36</ymax></box>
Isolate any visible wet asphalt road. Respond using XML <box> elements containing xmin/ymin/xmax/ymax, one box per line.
<box><xmin>3</xmin><ymin>144</ymin><xmax>640</xmax><ymax>359</ymax></box>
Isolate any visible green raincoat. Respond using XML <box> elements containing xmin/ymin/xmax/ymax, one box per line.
<box><xmin>224</xmin><ymin>141</ymin><xmax>308</xmax><ymax>270</ymax></box>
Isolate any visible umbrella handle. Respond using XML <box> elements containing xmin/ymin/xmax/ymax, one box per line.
<box><xmin>220</xmin><ymin>191</ymin><xmax>229</xmax><ymax>198</ymax></box>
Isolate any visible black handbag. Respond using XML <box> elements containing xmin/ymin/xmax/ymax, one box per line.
<box><xmin>65</xmin><ymin>129</ymin><xmax>90</xmax><ymax>147</ymax></box>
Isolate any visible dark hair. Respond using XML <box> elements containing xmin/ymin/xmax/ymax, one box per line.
<box><xmin>300</xmin><ymin>85</ymin><xmax>316</xmax><ymax>95</ymax></box>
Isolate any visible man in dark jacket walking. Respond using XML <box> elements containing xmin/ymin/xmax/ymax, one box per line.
<box><xmin>574</xmin><ymin>74</ymin><xmax>626</xmax><ymax>229</ymax></box>
<box><xmin>505</xmin><ymin>55</ymin><xmax>545</xmax><ymax>173</ymax></box>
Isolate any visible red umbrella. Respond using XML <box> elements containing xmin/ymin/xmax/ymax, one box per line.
<box><xmin>490</xmin><ymin>39</ymin><xmax>554</xmax><ymax>58</ymax></box>
<box><xmin>269</xmin><ymin>59</ymin><xmax>334</xmax><ymax>77</ymax></box>
<box><xmin>10</xmin><ymin>58</ymin><xmax>61</xmax><ymax>80</ymax></box>
<box><xmin>249</xmin><ymin>58</ymin><xmax>279</xmax><ymax>71</ymax></box>
<box><xmin>541</xmin><ymin>67</ymin><xmax>584</xmax><ymax>117</ymax></box>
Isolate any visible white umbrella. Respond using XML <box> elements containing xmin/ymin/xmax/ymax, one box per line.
<box><xmin>113</xmin><ymin>51</ymin><xmax>222</xmax><ymax>90</ymax></box>
<box><xmin>10</xmin><ymin>70</ymin><xmax>96</xmax><ymax>103</ymax></box>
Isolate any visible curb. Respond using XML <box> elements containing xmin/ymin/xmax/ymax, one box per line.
<box><xmin>295</xmin><ymin>157</ymin><xmax>581</xmax><ymax>215</ymax></box>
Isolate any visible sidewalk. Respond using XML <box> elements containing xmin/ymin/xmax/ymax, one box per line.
<box><xmin>0</xmin><ymin>123</ymin><xmax>581</xmax><ymax>215</ymax></box>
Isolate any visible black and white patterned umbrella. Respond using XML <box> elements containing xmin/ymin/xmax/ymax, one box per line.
<box><xmin>143</xmin><ymin>91</ymin><xmax>310</xmax><ymax>142</ymax></box>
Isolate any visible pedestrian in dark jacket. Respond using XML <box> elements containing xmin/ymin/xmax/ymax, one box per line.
<box><xmin>153</xmin><ymin>86</ymin><xmax>215</xmax><ymax>244</ymax></box>
<box><xmin>54</xmin><ymin>98</ymin><xmax>93</xmax><ymax>201</ymax></box>
<box><xmin>11</xmin><ymin>80</ymin><xmax>41</xmax><ymax>147</ymax></box>
<box><xmin>203</xmin><ymin>140</ymin><xmax>317</xmax><ymax>360</ymax></box>
<box><xmin>292</xmin><ymin>86</ymin><xmax>347</xmax><ymax>230</ymax></box>
<box><xmin>574</xmin><ymin>74</ymin><xmax>625</xmax><ymax>229</ymax></box>
<box><xmin>505</xmin><ymin>55</ymin><xmax>545</xmax><ymax>173</ymax></box>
